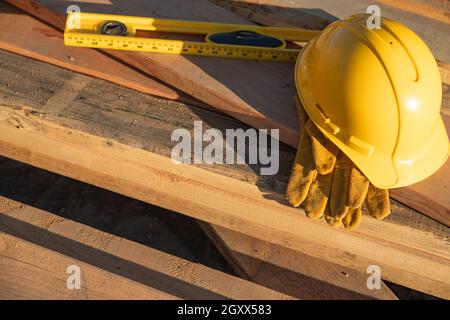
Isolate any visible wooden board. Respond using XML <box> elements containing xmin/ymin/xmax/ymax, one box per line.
<box><xmin>209</xmin><ymin>0</ymin><xmax>335</xmax><ymax>30</ymax></box>
<box><xmin>210</xmin><ymin>0</ymin><xmax>450</xmax><ymax>99</ymax></box>
<box><xmin>376</xmin><ymin>0</ymin><xmax>450</xmax><ymax>24</ymax></box>
<box><xmin>6</xmin><ymin>0</ymin><xmax>450</xmax><ymax>228</ymax></box>
<box><xmin>209</xmin><ymin>0</ymin><xmax>450</xmax><ymax>228</ymax></box>
<box><xmin>0</xmin><ymin>196</ymin><xmax>292</xmax><ymax>299</ymax></box>
<box><xmin>199</xmin><ymin>223</ymin><xmax>398</xmax><ymax>299</ymax></box>
<box><xmin>2</xmin><ymin>102</ymin><xmax>448</xmax><ymax>298</ymax></box>
<box><xmin>0</xmin><ymin>50</ymin><xmax>396</xmax><ymax>300</ymax></box>
<box><xmin>0</xmin><ymin>2</ymin><xmax>440</xmax><ymax>298</ymax></box>
<box><xmin>216</xmin><ymin>0</ymin><xmax>450</xmax><ymax>63</ymax></box>
<box><xmin>0</xmin><ymin>236</ymin><xmax>178</xmax><ymax>299</ymax></box>
<box><xmin>6</xmin><ymin>0</ymin><xmax>300</xmax><ymax>146</ymax></box>
<box><xmin>0</xmin><ymin>51</ymin><xmax>448</xmax><ymax>298</ymax></box>
<box><xmin>0</xmin><ymin>3</ymin><xmax>205</xmax><ymax>106</ymax></box>
<box><xmin>0</xmin><ymin>236</ymin><xmax>176</xmax><ymax>299</ymax></box>
<box><xmin>0</xmin><ymin>149</ymin><xmax>396</xmax><ymax>301</ymax></box>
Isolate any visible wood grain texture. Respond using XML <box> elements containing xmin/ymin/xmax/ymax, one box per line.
<box><xmin>438</xmin><ymin>61</ymin><xmax>450</xmax><ymax>118</ymax></box>
<box><xmin>209</xmin><ymin>0</ymin><xmax>334</xmax><ymax>30</ymax></box>
<box><xmin>0</xmin><ymin>196</ymin><xmax>292</xmax><ymax>300</ymax></box>
<box><xmin>390</xmin><ymin>149</ymin><xmax>450</xmax><ymax>228</ymax></box>
<box><xmin>2</xmin><ymin>3</ymin><xmax>445</xmax><ymax>293</ymax></box>
<box><xmin>208</xmin><ymin>0</ymin><xmax>450</xmax><ymax>227</ymax></box>
<box><xmin>0</xmin><ymin>3</ymin><xmax>205</xmax><ymax>106</ymax></box>
<box><xmin>170</xmin><ymin>1</ymin><xmax>381</xmax><ymax>294</ymax></box>
<box><xmin>1</xmin><ymin>104</ymin><xmax>448</xmax><ymax>298</ymax></box>
<box><xmin>6</xmin><ymin>0</ymin><xmax>300</xmax><ymax>146</ymax></box>
<box><xmin>0</xmin><ymin>50</ymin><xmax>397</xmax><ymax>300</ymax></box>
<box><xmin>6</xmin><ymin>0</ymin><xmax>449</xmax><ymax>227</ymax></box>
<box><xmin>209</xmin><ymin>0</ymin><xmax>450</xmax><ymax>91</ymax></box>
<box><xmin>213</xmin><ymin>0</ymin><xmax>450</xmax><ymax>25</ymax></box>
<box><xmin>199</xmin><ymin>223</ymin><xmax>398</xmax><ymax>299</ymax></box>
<box><xmin>216</xmin><ymin>0</ymin><xmax>450</xmax><ymax>62</ymax></box>
<box><xmin>376</xmin><ymin>0</ymin><xmax>450</xmax><ymax>24</ymax></box>
<box><xmin>0</xmin><ymin>235</ymin><xmax>177</xmax><ymax>299</ymax></box>
<box><xmin>0</xmin><ymin>52</ymin><xmax>448</xmax><ymax>298</ymax></box>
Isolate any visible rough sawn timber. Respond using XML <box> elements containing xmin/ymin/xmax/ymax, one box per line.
<box><xmin>6</xmin><ymin>0</ymin><xmax>300</xmax><ymax>145</ymax></box>
<box><xmin>0</xmin><ymin>196</ymin><xmax>292</xmax><ymax>299</ymax></box>
<box><xmin>6</xmin><ymin>0</ymin><xmax>450</xmax><ymax>227</ymax></box>
<box><xmin>198</xmin><ymin>223</ymin><xmax>398</xmax><ymax>299</ymax></box>
<box><xmin>0</xmin><ymin>2</ymin><xmax>204</xmax><ymax>106</ymax></box>
<box><xmin>208</xmin><ymin>0</ymin><xmax>450</xmax><ymax>227</ymax></box>
<box><xmin>0</xmin><ymin>51</ymin><xmax>397</xmax><ymax>300</ymax></box>
<box><xmin>0</xmin><ymin>52</ymin><xmax>448</xmax><ymax>298</ymax></box>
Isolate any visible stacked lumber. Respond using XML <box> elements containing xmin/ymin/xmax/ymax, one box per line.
<box><xmin>0</xmin><ymin>50</ymin><xmax>449</xmax><ymax>298</ymax></box>
<box><xmin>0</xmin><ymin>152</ymin><xmax>396</xmax><ymax>300</ymax></box>
<box><xmin>0</xmin><ymin>196</ymin><xmax>292</xmax><ymax>299</ymax></box>
<box><xmin>0</xmin><ymin>3</ymin><xmax>204</xmax><ymax>106</ymax></box>
<box><xmin>6</xmin><ymin>0</ymin><xmax>300</xmax><ymax>146</ymax></box>
<box><xmin>199</xmin><ymin>223</ymin><xmax>398</xmax><ymax>299</ymax></box>
<box><xmin>6</xmin><ymin>0</ymin><xmax>449</xmax><ymax>227</ymax></box>
<box><xmin>206</xmin><ymin>0</ymin><xmax>450</xmax><ymax>227</ymax></box>
<box><xmin>0</xmin><ymin>0</ymin><xmax>449</xmax><ymax>300</ymax></box>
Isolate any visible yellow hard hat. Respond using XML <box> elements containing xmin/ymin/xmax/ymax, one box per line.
<box><xmin>295</xmin><ymin>14</ymin><xmax>449</xmax><ymax>188</ymax></box>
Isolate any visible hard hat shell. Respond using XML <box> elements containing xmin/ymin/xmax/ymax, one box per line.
<box><xmin>295</xmin><ymin>14</ymin><xmax>449</xmax><ymax>188</ymax></box>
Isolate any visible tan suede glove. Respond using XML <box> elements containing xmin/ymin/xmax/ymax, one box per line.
<box><xmin>286</xmin><ymin>97</ymin><xmax>391</xmax><ymax>230</ymax></box>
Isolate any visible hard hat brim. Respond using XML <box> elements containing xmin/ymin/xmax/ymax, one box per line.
<box><xmin>316</xmin><ymin>113</ymin><xmax>449</xmax><ymax>189</ymax></box>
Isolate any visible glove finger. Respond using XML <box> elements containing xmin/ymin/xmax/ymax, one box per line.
<box><xmin>342</xmin><ymin>207</ymin><xmax>362</xmax><ymax>231</ymax></box>
<box><xmin>286</xmin><ymin>121</ymin><xmax>317</xmax><ymax>207</ymax></box>
<box><xmin>347</xmin><ymin>163</ymin><xmax>369</xmax><ymax>209</ymax></box>
<box><xmin>306</xmin><ymin>124</ymin><xmax>338</xmax><ymax>175</ymax></box>
<box><xmin>324</xmin><ymin>203</ymin><xmax>343</xmax><ymax>227</ymax></box>
<box><xmin>304</xmin><ymin>172</ymin><xmax>333</xmax><ymax>220</ymax></box>
<box><xmin>329</xmin><ymin>152</ymin><xmax>350</xmax><ymax>220</ymax></box>
<box><xmin>366</xmin><ymin>184</ymin><xmax>391</xmax><ymax>220</ymax></box>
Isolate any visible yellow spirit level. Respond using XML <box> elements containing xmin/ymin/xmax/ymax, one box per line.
<box><xmin>64</xmin><ymin>12</ymin><xmax>320</xmax><ymax>62</ymax></box>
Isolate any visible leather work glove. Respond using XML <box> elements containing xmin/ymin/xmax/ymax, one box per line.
<box><xmin>286</xmin><ymin>97</ymin><xmax>391</xmax><ymax>230</ymax></box>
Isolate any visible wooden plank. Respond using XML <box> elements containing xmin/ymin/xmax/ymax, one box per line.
<box><xmin>214</xmin><ymin>0</ymin><xmax>449</xmax><ymax>62</ymax></box>
<box><xmin>1</xmin><ymin>104</ymin><xmax>448</xmax><ymax>298</ymax></box>
<box><xmin>0</xmin><ymin>3</ymin><xmax>204</xmax><ymax>106</ymax></box>
<box><xmin>438</xmin><ymin>61</ymin><xmax>450</xmax><ymax>118</ymax></box>
<box><xmin>0</xmin><ymin>7</ymin><xmax>438</xmax><ymax>297</ymax></box>
<box><xmin>0</xmin><ymin>152</ymin><xmax>391</xmax><ymax>301</ymax></box>
<box><xmin>0</xmin><ymin>196</ymin><xmax>292</xmax><ymax>300</ymax></box>
<box><xmin>209</xmin><ymin>0</ymin><xmax>335</xmax><ymax>30</ymax></box>
<box><xmin>211</xmin><ymin>0</ymin><xmax>450</xmax><ymax>25</ymax></box>
<box><xmin>199</xmin><ymin>223</ymin><xmax>398</xmax><ymax>299</ymax></box>
<box><xmin>0</xmin><ymin>51</ymin><xmax>395</xmax><ymax>300</ymax></box>
<box><xmin>0</xmin><ymin>3</ymin><xmax>442</xmax><ymax>294</ymax></box>
<box><xmin>376</xmin><ymin>0</ymin><xmax>450</xmax><ymax>24</ymax></box>
<box><xmin>7</xmin><ymin>0</ymin><xmax>450</xmax><ymax>228</ymax></box>
<box><xmin>6</xmin><ymin>0</ymin><xmax>300</xmax><ymax>146</ymax></box>
<box><xmin>208</xmin><ymin>0</ymin><xmax>450</xmax><ymax>228</ymax></box>
<box><xmin>0</xmin><ymin>235</ymin><xmax>178</xmax><ymax>299</ymax></box>
<box><xmin>0</xmin><ymin>52</ymin><xmax>448</xmax><ymax>298</ymax></box>
<box><xmin>209</xmin><ymin>0</ymin><xmax>450</xmax><ymax>90</ymax></box>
